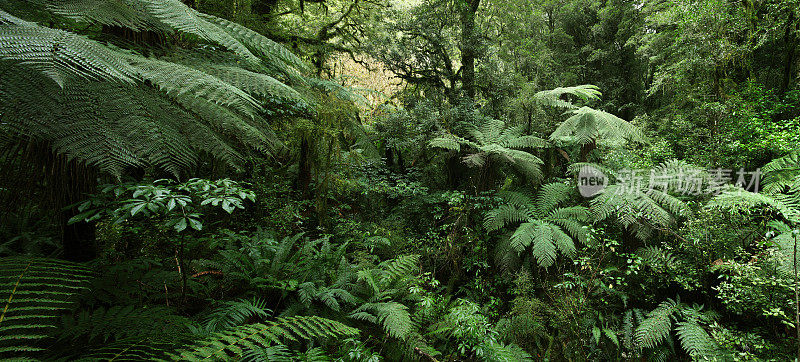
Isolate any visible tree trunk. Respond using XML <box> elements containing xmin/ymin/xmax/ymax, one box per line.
<box><xmin>459</xmin><ymin>0</ymin><xmax>480</xmax><ymax>100</ymax></box>
<box><xmin>296</xmin><ymin>136</ymin><xmax>312</xmax><ymax>198</ymax></box>
<box><xmin>780</xmin><ymin>11</ymin><xmax>797</xmax><ymax>97</ymax></box>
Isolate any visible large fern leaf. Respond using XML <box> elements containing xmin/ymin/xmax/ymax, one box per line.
<box><xmin>171</xmin><ymin>316</ymin><xmax>359</xmax><ymax>359</ymax></box>
<box><xmin>0</xmin><ymin>257</ymin><xmax>91</xmax><ymax>359</ymax></box>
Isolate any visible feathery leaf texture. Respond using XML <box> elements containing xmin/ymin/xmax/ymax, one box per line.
<box><xmin>550</xmin><ymin>106</ymin><xmax>645</xmax><ymax>147</ymax></box>
<box><xmin>634</xmin><ymin>299</ymin><xmax>679</xmax><ymax>350</ymax></box>
<box><xmin>429</xmin><ymin>119</ymin><xmax>546</xmax><ymax>181</ymax></box>
<box><xmin>590</xmin><ymin>184</ymin><xmax>690</xmax><ymax>240</ymax></box>
<box><xmin>351</xmin><ymin>302</ymin><xmax>412</xmax><ymax>340</ymax></box>
<box><xmin>171</xmin><ymin>316</ymin><xmax>359</xmax><ymax>359</ymax></box>
<box><xmin>762</xmin><ymin>152</ymin><xmax>800</xmax><ymax>193</ymax></box>
<box><xmin>534</xmin><ymin>84</ymin><xmax>602</xmax><ymax>109</ymax></box>
<box><xmin>0</xmin><ymin>257</ymin><xmax>91</xmax><ymax>359</ymax></box>
<box><xmin>0</xmin><ymin>23</ymin><xmax>138</xmax><ymax>86</ymax></box>
<box><xmin>60</xmin><ymin>305</ymin><xmax>192</xmax><ymax>343</ymax></box>
<box><xmin>485</xmin><ymin>183</ymin><xmax>588</xmax><ymax>268</ymax></box>
<box><xmin>0</xmin><ymin>1</ymin><xmax>311</xmax><ymax>176</ymax></box>
<box><xmin>707</xmin><ymin>187</ymin><xmax>800</xmax><ymax>223</ymax></box>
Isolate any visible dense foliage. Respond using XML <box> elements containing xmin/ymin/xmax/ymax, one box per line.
<box><xmin>1</xmin><ymin>0</ymin><xmax>799</xmax><ymax>360</ymax></box>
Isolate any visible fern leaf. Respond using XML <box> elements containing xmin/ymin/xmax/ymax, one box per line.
<box><xmin>634</xmin><ymin>299</ymin><xmax>679</xmax><ymax>349</ymax></box>
<box><xmin>0</xmin><ymin>257</ymin><xmax>91</xmax><ymax>359</ymax></box>
<box><xmin>172</xmin><ymin>316</ymin><xmax>359</xmax><ymax>359</ymax></box>
<box><xmin>0</xmin><ymin>23</ymin><xmax>138</xmax><ymax>86</ymax></box>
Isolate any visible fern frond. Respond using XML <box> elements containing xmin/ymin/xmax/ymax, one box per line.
<box><xmin>550</xmin><ymin>106</ymin><xmax>645</xmax><ymax>147</ymax></box>
<box><xmin>129</xmin><ymin>55</ymin><xmax>262</xmax><ymax>118</ymax></box>
<box><xmin>60</xmin><ymin>305</ymin><xmax>192</xmax><ymax>343</ymax></box>
<box><xmin>428</xmin><ymin>136</ymin><xmax>462</xmax><ymax>152</ymax></box>
<box><xmin>197</xmin><ymin>12</ymin><xmax>308</xmax><ymax>74</ymax></box>
<box><xmin>75</xmin><ymin>336</ymin><xmax>189</xmax><ymax>361</ymax></box>
<box><xmin>510</xmin><ymin>221</ymin><xmax>569</xmax><ymax>268</ymax></box>
<box><xmin>202</xmin><ymin>298</ymin><xmax>271</xmax><ymax>333</ymax></box>
<box><xmin>172</xmin><ymin>316</ymin><xmax>359</xmax><ymax>359</ymax></box>
<box><xmin>379</xmin><ymin>254</ymin><xmax>419</xmax><ymax>281</ymax></box>
<box><xmin>0</xmin><ymin>23</ymin><xmax>138</xmax><ymax>86</ymax></box>
<box><xmin>634</xmin><ymin>299</ymin><xmax>679</xmax><ymax>349</ymax></box>
<box><xmin>707</xmin><ymin>187</ymin><xmax>800</xmax><ymax>223</ymax></box>
<box><xmin>499</xmin><ymin>135</ymin><xmax>549</xmax><ymax>149</ymax></box>
<box><xmin>351</xmin><ymin>302</ymin><xmax>412</xmax><ymax>340</ymax></box>
<box><xmin>0</xmin><ymin>257</ymin><xmax>91</xmax><ymax>359</ymax></box>
<box><xmin>762</xmin><ymin>152</ymin><xmax>800</xmax><ymax>193</ymax></box>
<box><xmin>47</xmin><ymin>0</ymin><xmax>166</xmax><ymax>32</ymax></box>
<box><xmin>484</xmin><ymin>204</ymin><xmax>530</xmax><ymax>232</ymax></box>
<box><xmin>675</xmin><ymin>321</ymin><xmax>718</xmax><ymax>358</ymax></box>
<box><xmin>534</xmin><ymin>84</ymin><xmax>602</xmax><ymax>109</ymax></box>
<box><xmin>142</xmin><ymin>0</ymin><xmax>260</xmax><ymax>64</ymax></box>
<box><xmin>535</xmin><ymin>182</ymin><xmax>572</xmax><ymax>215</ymax></box>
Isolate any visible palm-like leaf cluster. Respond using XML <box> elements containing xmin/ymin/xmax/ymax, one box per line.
<box><xmin>550</xmin><ymin>106</ymin><xmax>646</xmax><ymax>148</ymax></box>
<box><xmin>0</xmin><ymin>0</ymin><xmax>311</xmax><ymax>177</ymax></box>
<box><xmin>429</xmin><ymin>119</ymin><xmax>548</xmax><ymax>181</ymax></box>
<box><xmin>484</xmin><ymin>182</ymin><xmax>590</xmax><ymax>268</ymax></box>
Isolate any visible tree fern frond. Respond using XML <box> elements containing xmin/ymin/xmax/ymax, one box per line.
<box><xmin>550</xmin><ymin>107</ymin><xmax>645</xmax><ymax>147</ymax></box>
<box><xmin>511</xmin><ymin>221</ymin><xmax>564</xmax><ymax>267</ymax></box>
<box><xmin>185</xmin><ymin>62</ymin><xmax>308</xmax><ymax>111</ymax></box>
<box><xmin>129</xmin><ymin>55</ymin><xmax>263</xmax><ymax>118</ymax></box>
<box><xmin>197</xmin><ymin>12</ymin><xmax>309</xmax><ymax>74</ymax></box>
<box><xmin>142</xmin><ymin>0</ymin><xmax>260</xmax><ymax>64</ymax></box>
<box><xmin>535</xmin><ymin>182</ymin><xmax>572</xmax><ymax>215</ymax></box>
<box><xmin>484</xmin><ymin>204</ymin><xmax>530</xmax><ymax>232</ymax></box>
<box><xmin>0</xmin><ymin>257</ymin><xmax>91</xmax><ymax>359</ymax></box>
<box><xmin>707</xmin><ymin>187</ymin><xmax>800</xmax><ymax>223</ymax></box>
<box><xmin>762</xmin><ymin>152</ymin><xmax>800</xmax><ymax>193</ymax></box>
<box><xmin>0</xmin><ymin>23</ymin><xmax>138</xmax><ymax>86</ymax></box>
<box><xmin>172</xmin><ymin>316</ymin><xmax>359</xmax><ymax>359</ymax></box>
<box><xmin>534</xmin><ymin>84</ymin><xmax>602</xmax><ymax>109</ymax></box>
<box><xmin>46</xmin><ymin>0</ymin><xmax>166</xmax><ymax>32</ymax></box>
<box><xmin>428</xmin><ymin>136</ymin><xmax>462</xmax><ymax>152</ymax></box>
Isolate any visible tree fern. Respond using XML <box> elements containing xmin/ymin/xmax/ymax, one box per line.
<box><xmin>1</xmin><ymin>0</ymin><xmax>312</xmax><ymax>179</ymax></box>
<box><xmin>0</xmin><ymin>257</ymin><xmax>91</xmax><ymax>359</ymax></box>
<box><xmin>590</xmin><ymin>184</ymin><xmax>691</xmax><ymax>240</ymax></box>
<box><xmin>484</xmin><ymin>183</ymin><xmax>589</xmax><ymax>268</ymax></box>
<box><xmin>0</xmin><ymin>22</ymin><xmax>138</xmax><ymax>86</ymax></box>
<box><xmin>762</xmin><ymin>151</ymin><xmax>800</xmax><ymax>193</ymax></box>
<box><xmin>429</xmin><ymin>119</ymin><xmax>547</xmax><ymax>181</ymax></box>
<box><xmin>171</xmin><ymin>316</ymin><xmax>359</xmax><ymax>359</ymax></box>
<box><xmin>533</xmin><ymin>84</ymin><xmax>602</xmax><ymax>110</ymax></box>
<box><xmin>550</xmin><ymin>106</ymin><xmax>646</xmax><ymax>148</ymax></box>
